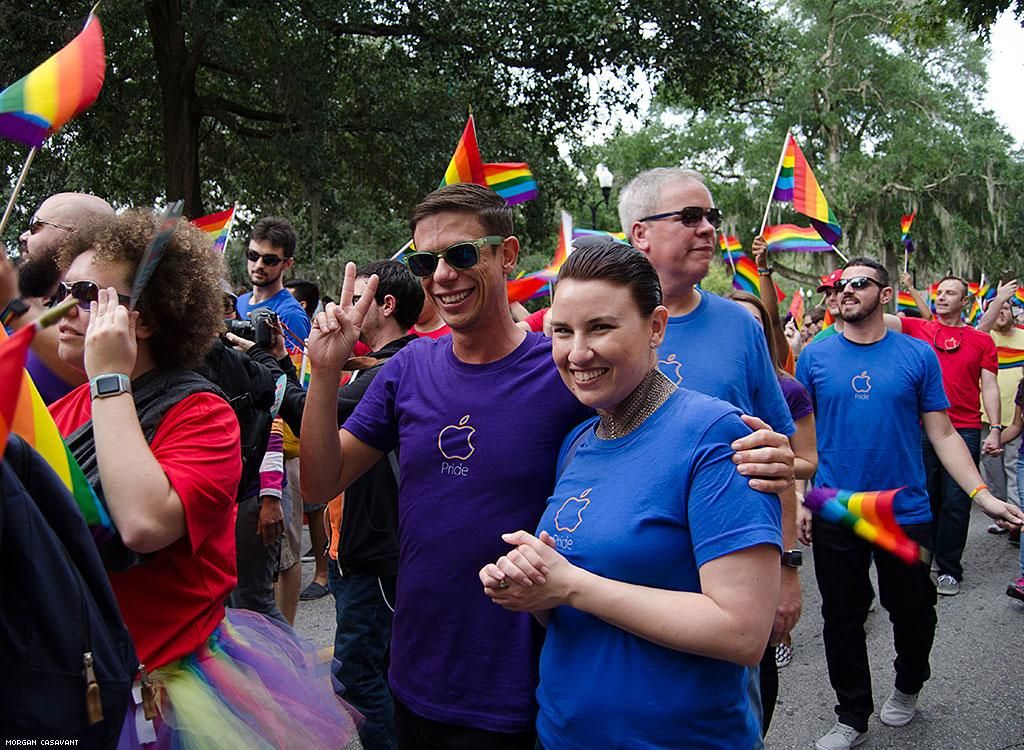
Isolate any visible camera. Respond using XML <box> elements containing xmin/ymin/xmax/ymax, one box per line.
<box><xmin>224</xmin><ymin>307</ymin><xmax>278</xmax><ymax>347</ymax></box>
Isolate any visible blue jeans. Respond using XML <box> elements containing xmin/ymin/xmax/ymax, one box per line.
<box><xmin>922</xmin><ymin>427</ymin><xmax>981</xmax><ymax>581</ymax></box>
<box><xmin>328</xmin><ymin>560</ymin><xmax>397</xmax><ymax>750</ymax></box>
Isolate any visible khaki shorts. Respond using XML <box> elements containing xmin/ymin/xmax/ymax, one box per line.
<box><xmin>279</xmin><ymin>457</ymin><xmax>305</xmax><ymax>570</ymax></box>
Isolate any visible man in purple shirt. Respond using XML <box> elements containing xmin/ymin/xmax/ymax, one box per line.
<box><xmin>300</xmin><ymin>184</ymin><xmax>795</xmax><ymax>748</ymax></box>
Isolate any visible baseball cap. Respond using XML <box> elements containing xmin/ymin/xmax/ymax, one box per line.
<box><xmin>817</xmin><ymin>269</ymin><xmax>843</xmax><ymax>293</ymax></box>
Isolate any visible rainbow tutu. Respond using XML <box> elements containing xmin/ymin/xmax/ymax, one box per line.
<box><xmin>117</xmin><ymin>608</ymin><xmax>362</xmax><ymax>749</ymax></box>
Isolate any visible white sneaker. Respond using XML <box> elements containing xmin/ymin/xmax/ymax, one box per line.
<box><xmin>936</xmin><ymin>574</ymin><xmax>960</xmax><ymax>596</ymax></box>
<box><xmin>815</xmin><ymin>722</ymin><xmax>867</xmax><ymax>750</ymax></box>
<box><xmin>879</xmin><ymin>688</ymin><xmax>919</xmax><ymax>727</ymax></box>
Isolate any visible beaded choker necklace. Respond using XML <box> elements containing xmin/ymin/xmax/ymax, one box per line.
<box><xmin>596</xmin><ymin>368</ymin><xmax>676</xmax><ymax>440</ymax></box>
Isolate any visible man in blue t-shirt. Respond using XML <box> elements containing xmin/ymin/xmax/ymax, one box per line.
<box><xmin>796</xmin><ymin>257</ymin><xmax>1022</xmax><ymax>750</ymax></box>
<box><xmin>299</xmin><ymin>184</ymin><xmax>797</xmax><ymax>748</ymax></box>
<box><xmin>619</xmin><ymin>167</ymin><xmax>800</xmax><ymax>739</ymax></box>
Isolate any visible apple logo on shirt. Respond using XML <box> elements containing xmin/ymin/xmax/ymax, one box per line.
<box><xmin>851</xmin><ymin>370</ymin><xmax>872</xmax><ymax>399</ymax></box>
<box><xmin>658</xmin><ymin>353</ymin><xmax>683</xmax><ymax>385</ymax></box>
<box><xmin>438</xmin><ymin>414</ymin><xmax>476</xmax><ymax>460</ymax></box>
<box><xmin>555</xmin><ymin>489</ymin><xmax>592</xmax><ymax>532</ymax></box>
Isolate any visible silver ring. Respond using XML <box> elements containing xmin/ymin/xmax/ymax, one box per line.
<box><xmin>497</xmin><ymin>579</ymin><xmax>510</xmax><ymax>589</ymax></box>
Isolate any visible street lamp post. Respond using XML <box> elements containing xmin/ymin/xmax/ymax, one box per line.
<box><xmin>582</xmin><ymin>165</ymin><xmax>614</xmax><ymax>229</ymax></box>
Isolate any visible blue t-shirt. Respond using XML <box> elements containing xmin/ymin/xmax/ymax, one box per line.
<box><xmin>236</xmin><ymin>287</ymin><xmax>310</xmax><ymax>354</ymax></box>
<box><xmin>535</xmin><ymin>388</ymin><xmax>781</xmax><ymax>749</ymax></box>
<box><xmin>343</xmin><ymin>332</ymin><xmax>592</xmax><ymax>732</ymax></box>
<box><xmin>795</xmin><ymin>331</ymin><xmax>950</xmax><ymax>524</ymax></box>
<box><xmin>657</xmin><ymin>291</ymin><xmax>795</xmax><ymax>437</ymax></box>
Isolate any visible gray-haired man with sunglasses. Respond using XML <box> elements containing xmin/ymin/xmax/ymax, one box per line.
<box><xmin>2</xmin><ymin>192</ymin><xmax>115</xmax><ymax>404</ymax></box>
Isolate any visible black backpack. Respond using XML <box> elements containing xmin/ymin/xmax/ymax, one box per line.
<box><xmin>196</xmin><ymin>340</ymin><xmax>276</xmax><ymax>502</ymax></box>
<box><xmin>0</xmin><ymin>435</ymin><xmax>137</xmax><ymax>747</ymax></box>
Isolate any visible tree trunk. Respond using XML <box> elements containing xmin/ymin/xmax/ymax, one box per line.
<box><xmin>145</xmin><ymin>0</ymin><xmax>205</xmax><ymax>217</ymax></box>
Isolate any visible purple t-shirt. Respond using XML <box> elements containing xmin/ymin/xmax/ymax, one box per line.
<box><xmin>779</xmin><ymin>374</ymin><xmax>813</xmax><ymax>422</ymax></box>
<box><xmin>343</xmin><ymin>332</ymin><xmax>592</xmax><ymax>732</ymax></box>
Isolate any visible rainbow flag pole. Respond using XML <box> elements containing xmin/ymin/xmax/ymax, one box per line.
<box><xmin>0</xmin><ymin>145</ymin><xmax>38</xmax><ymax>236</ymax></box>
<box><xmin>759</xmin><ymin>128</ymin><xmax>793</xmax><ymax>237</ymax></box>
<box><xmin>390</xmin><ymin>238</ymin><xmax>414</xmax><ymax>261</ymax></box>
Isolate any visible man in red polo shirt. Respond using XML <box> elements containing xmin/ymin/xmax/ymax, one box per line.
<box><xmin>887</xmin><ymin>275</ymin><xmax>1001</xmax><ymax>596</ymax></box>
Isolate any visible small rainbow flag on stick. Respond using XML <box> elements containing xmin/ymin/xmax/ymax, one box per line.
<box><xmin>192</xmin><ymin>205</ymin><xmax>236</xmax><ymax>253</ymax></box>
<box><xmin>896</xmin><ymin>291</ymin><xmax>917</xmax><ymax>312</ymax></box>
<box><xmin>901</xmin><ymin>211</ymin><xmax>916</xmax><ymax>254</ymax></box>
<box><xmin>763</xmin><ymin>224</ymin><xmax>832</xmax><ymax>253</ymax></box>
<box><xmin>484</xmin><ymin>163</ymin><xmax>537</xmax><ymax>205</ymax></box>
<box><xmin>805</xmin><ymin>487</ymin><xmax>927</xmax><ymax>565</ymax></box>
<box><xmin>768</xmin><ymin>131</ymin><xmax>842</xmax><ymax>246</ymax></box>
<box><xmin>440</xmin><ymin>115</ymin><xmax>487</xmax><ymax>187</ymax></box>
<box><xmin>0</xmin><ymin>302</ymin><xmax>115</xmax><ymax>541</ymax></box>
<box><xmin>506</xmin><ymin>211</ymin><xmax>573</xmax><ymax>303</ymax></box>
<box><xmin>788</xmin><ymin>289</ymin><xmax>805</xmax><ymax>327</ymax></box>
<box><xmin>719</xmin><ymin>234</ymin><xmax>742</xmax><ymax>253</ymax></box>
<box><xmin>0</xmin><ymin>9</ymin><xmax>106</xmax><ymax>147</ymax></box>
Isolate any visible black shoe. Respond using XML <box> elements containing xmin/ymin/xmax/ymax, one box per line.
<box><xmin>299</xmin><ymin>581</ymin><xmax>329</xmax><ymax>601</ymax></box>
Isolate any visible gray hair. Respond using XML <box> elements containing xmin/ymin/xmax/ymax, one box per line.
<box><xmin>617</xmin><ymin>168</ymin><xmax>708</xmax><ymax>243</ymax></box>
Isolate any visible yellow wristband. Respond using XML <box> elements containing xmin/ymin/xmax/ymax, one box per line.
<box><xmin>968</xmin><ymin>483</ymin><xmax>988</xmax><ymax>500</ymax></box>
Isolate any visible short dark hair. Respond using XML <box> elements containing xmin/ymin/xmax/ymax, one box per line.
<box><xmin>285</xmin><ymin>279</ymin><xmax>319</xmax><ymax>313</ymax></box>
<box><xmin>807</xmin><ymin>306</ymin><xmax>826</xmax><ymax>325</ymax></box>
<box><xmin>57</xmin><ymin>209</ymin><xmax>225</xmax><ymax>369</ymax></box>
<box><xmin>937</xmin><ymin>274</ymin><xmax>969</xmax><ymax>297</ymax></box>
<box><xmin>410</xmin><ymin>184</ymin><xmax>513</xmax><ymax>239</ymax></box>
<box><xmin>843</xmin><ymin>256</ymin><xmax>889</xmax><ymax>286</ymax></box>
<box><xmin>251</xmin><ymin>216</ymin><xmax>297</xmax><ymax>258</ymax></box>
<box><xmin>556</xmin><ymin>240</ymin><xmax>662</xmax><ymax>317</ymax></box>
<box><xmin>357</xmin><ymin>260</ymin><xmax>425</xmax><ymax>330</ymax></box>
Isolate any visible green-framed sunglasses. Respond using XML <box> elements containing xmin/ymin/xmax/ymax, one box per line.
<box><xmin>405</xmin><ymin>235</ymin><xmax>504</xmax><ymax>278</ymax></box>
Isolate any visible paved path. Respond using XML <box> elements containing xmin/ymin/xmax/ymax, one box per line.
<box><xmin>295</xmin><ymin>505</ymin><xmax>1024</xmax><ymax>748</ymax></box>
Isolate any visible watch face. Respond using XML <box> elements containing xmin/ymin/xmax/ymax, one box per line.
<box><xmin>97</xmin><ymin>376</ymin><xmax>123</xmax><ymax>395</ymax></box>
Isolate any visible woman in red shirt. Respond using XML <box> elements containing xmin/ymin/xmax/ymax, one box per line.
<box><xmin>49</xmin><ymin>211</ymin><xmax>360</xmax><ymax>748</ymax></box>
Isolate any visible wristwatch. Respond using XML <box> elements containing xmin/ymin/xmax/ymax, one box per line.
<box><xmin>89</xmin><ymin>373</ymin><xmax>132</xmax><ymax>400</ymax></box>
<box><xmin>757</xmin><ymin>266</ymin><xmax>775</xmax><ymax>276</ymax></box>
<box><xmin>781</xmin><ymin>549</ymin><xmax>803</xmax><ymax>568</ymax></box>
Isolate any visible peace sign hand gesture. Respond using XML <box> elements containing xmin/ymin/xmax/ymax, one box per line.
<box><xmin>307</xmin><ymin>262</ymin><xmax>379</xmax><ymax>375</ymax></box>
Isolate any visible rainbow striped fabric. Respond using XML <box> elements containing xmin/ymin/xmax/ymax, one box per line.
<box><xmin>0</xmin><ymin>12</ymin><xmax>106</xmax><ymax>147</ymax></box>
<box><xmin>722</xmin><ymin>244</ymin><xmax>785</xmax><ymax>301</ymax></box>
<box><xmin>192</xmin><ymin>206</ymin><xmax>236</xmax><ymax>253</ymax></box>
<box><xmin>788</xmin><ymin>289</ymin><xmax>805</xmax><ymax>328</ymax></box>
<box><xmin>441</xmin><ymin>115</ymin><xmax>487</xmax><ymax>187</ymax></box>
<box><xmin>0</xmin><ymin>321</ymin><xmax>114</xmax><ymax>540</ymax></box>
<box><xmin>719</xmin><ymin>234</ymin><xmax>742</xmax><ymax>253</ymax></box>
<box><xmin>896</xmin><ymin>291</ymin><xmax>917</xmax><ymax>311</ymax></box>
<box><xmin>997</xmin><ymin>346</ymin><xmax>1024</xmax><ymax>369</ymax></box>
<box><xmin>1016</xmin><ymin>288</ymin><xmax>1024</xmax><ymax>306</ymax></box>
<box><xmin>574</xmin><ymin>227</ymin><xmax>628</xmax><ymax>243</ymax></box>
<box><xmin>763</xmin><ymin>223</ymin><xmax>832</xmax><ymax>252</ymax></box>
<box><xmin>483</xmin><ymin>162</ymin><xmax>537</xmax><ymax>205</ymax></box>
<box><xmin>805</xmin><ymin>487</ymin><xmax>923</xmax><ymax>565</ymax></box>
<box><xmin>506</xmin><ymin>212</ymin><xmax>573</xmax><ymax>303</ymax></box>
<box><xmin>900</xmin><ymin>211</ymin><xmax>916</xmax><ymax>242</ymax></box>
<box><xmin>772</xmin><ymin>132</ymin><xmax>842</xmax><ymax>246</ymax></box>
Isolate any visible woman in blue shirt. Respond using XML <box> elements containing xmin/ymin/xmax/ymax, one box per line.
<box><xmin>480</xmin><ymin>241</ymin><xmax>782</xmax><ymax>749</ymax></box>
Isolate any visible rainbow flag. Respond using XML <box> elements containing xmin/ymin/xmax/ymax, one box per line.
<box><xmin>483</xmin><ymin>162</ymin><xmax>537</xmax><ymax>205</ymax></box>
<box><xmin>998</xmin><ymin>345</ymin><xmax>1024</xmax><ymax>369</ymax></box>
<box><xmin>771</xmin><ymin>132</ymin><xmax>842</xmax><ymax>246</ymax></box>
<box><xmin>788</xmin><ymin>289</ymin><xmax>805</xmax><ymax>328</ymax></box>
<box><xmin>506</xmin><ymin>212</ymin><xmax>573</xmax><ymax>303</ymax></box>
<box><xmin>0</xmin><ymin>318</ymin><xmax>114</xmax><ymax>540</ymax></box>
<box><xmin>722</xmin><ymin>249</ymin><xmax>785</xmax><ymax>301</ymax></box>
<box><xmin>547</xmin><ymin>211</ymin><xmax>573</xmax><ymax>275</ymax></box>
<box><xmin>901</xmin><ymin>211</ymin><xmax>916</xmax><ymax>253</ymax></box>
<box><xmin>507</xmin><ymin>275</ymin><xmax>550</xmax><ymax>303</ymax></box>
<box><xmin>896</xmin><ymin>291</ymin><xmax>917</xmax><ymax>312</ymax></box>
<box><xmin>0</xmin><ymin>11</ymin><xmax>106</xmax><ymax>147</ymax></box>
<box><xmin>440</xmin><ymin>115</ymin><xmax>487</xmax><ymax>187</ymax></box>
<box><xmin>719</xmin><ymin>234</ymin><xmax>742</xmax><ymax>253</ymax></box>
<box><xmin>574</xmin><ymin>227</ymin><xmax>628</xmax><ymax>243</ymax></box>
<box><xmin>805</xmin><ymin>487</ymin><xmax>925</xmax><ymax>565</ymax></box>
<box><xmin>1016</xmin><ymin>288</ymin><xmax>1024</xmax><ymax>306</ymax></box>
<box><xmin>192</xmin><ymin>205</ymin><xmax>235</xmax><ymax>253</ymax></box>
<box><xmin>763</xmin><ymin>223</ymin><xmax>832</xmax><ymax>253</ymax></box>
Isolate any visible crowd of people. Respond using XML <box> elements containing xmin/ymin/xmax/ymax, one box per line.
<box><xmin>1</xmin><ymin>168</ymin><xmax>1022</xmax><ymax>750</ymax></box>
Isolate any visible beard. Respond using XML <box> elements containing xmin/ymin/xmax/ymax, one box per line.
<box><xmin>18</xmin><ymin>253</ymin><xmax>61</xmax><ymax>298</ymax></box>
<box><xmin>838</xmin><ymin>293</ymin><xmax>880</xmax><ymax>323</ymax></box>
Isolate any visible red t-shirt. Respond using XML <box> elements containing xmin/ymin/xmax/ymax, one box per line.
<box><xmin>50</xmin><ymin>385</ymin><xmax>241</xmax><ymax>669</ymax></box>
<box><xmin>900</xmin><ymin>317</ymin><xmax>998</xmax><ymax>428</ymax></box>
<box><xmin>523</xmin><ymin>307</ymin><xmax>548</xmax><ymax>333</ymax></box>
<box><xmin>408</xmin><ymin>323</ymin><xmax>451</xmax><ymax>340</ymax></box>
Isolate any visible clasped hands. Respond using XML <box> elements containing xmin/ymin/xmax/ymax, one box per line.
<box><xmin>479</xmin><ymin>530</ymin><xmax>579</xmax><ymax>613</ymax></box>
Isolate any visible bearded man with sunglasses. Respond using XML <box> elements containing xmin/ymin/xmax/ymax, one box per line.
<box><xmin>300</xmin><ymin>183</ymin><xmax>795</xmax><ymax>748</ymax></box>
<box><xmin>884</xmin><ymin>275</ymin><xmax>1001</xmax><ymax>596</ymax></box>
<box><xmin>795</xmin><ymin>258</ymin><xmax>1021</xmax><ymax>750</ymax></box>
<box><xmin>2</xmin><ymin>192</ymin><xmax>115</xmax><ymax>404</ymax></box>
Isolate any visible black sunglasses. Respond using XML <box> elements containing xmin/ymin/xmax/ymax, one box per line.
<box><xmin>638</xmin><ymin>206</ymin><xmax>723</xmax><ymax>229</ymax></box>
<box><xmin>55</xmin><ymin>280</ymin><xmax>131</xmax><ymax>310</ymax></box>
<box><xmin>405</xmin><ymin>236</ymin><xmax>504</xmax><ymax>278</ymax></box>
<box><xmin>28</xmin><ymin>214</ymin><xmax>75</xmax><ymax>234</ymax></box>
<box><xmin>933</xmin><ymin>329</ymin><xmax>962</xmax><ymax>353</ymax></box>
<box><xmin>834</xmin><ymin>276</ymin><xmax>884</xmax><ymax>293</ymax></box>
<box><xmin>246</xmin><ymin>249</ymin><xmax>285</xmax><ymax>266</ymax></box>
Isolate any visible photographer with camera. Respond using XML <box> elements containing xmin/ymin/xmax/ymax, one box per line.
<box><xmin>236</xmin><ymin>217</ymin><xmax>313</xmax><ymax>622</ymax></box>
